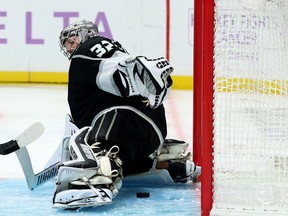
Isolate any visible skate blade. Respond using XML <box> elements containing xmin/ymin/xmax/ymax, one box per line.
<box><xmin>53</xmin><ymin>199</ymin><xmax>112</xmax><ymax>210</ymax></box>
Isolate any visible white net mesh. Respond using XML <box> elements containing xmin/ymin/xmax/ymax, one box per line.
<box><xmin>212</xmin><ymin>0</ymin><xmax>288</xmax><ymax>214</ymax></box>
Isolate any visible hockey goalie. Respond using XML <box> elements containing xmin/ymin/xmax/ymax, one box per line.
<box><xmin>50</xmin><ymin>20</ymin><xmax>201</xmax><ymax>209</ymax></box>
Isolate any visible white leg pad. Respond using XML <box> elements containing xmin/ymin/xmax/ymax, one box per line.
<box><xmin>57</xmin><ymin>166</ymin><xmax>97</xmax><ymax>183</ymax></box>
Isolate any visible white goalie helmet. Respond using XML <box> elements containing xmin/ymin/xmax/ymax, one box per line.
<box><xmin>59</xmin><ymin>20</ymin><xmax>99</xmax><ymax>58</ymax></box>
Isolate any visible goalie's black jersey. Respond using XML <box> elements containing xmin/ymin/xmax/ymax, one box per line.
<box><xmin>67</xmin><ymin>36</ymin><xmax>167</xmax><ymax>138</ymax></box>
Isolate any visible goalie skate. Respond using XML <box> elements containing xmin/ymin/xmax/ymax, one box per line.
<box><xmin>168</xmin><ymin>159</ymin><xmax>201</xmax><ymax>183</ymax></box>
<box><xmin>53</xmin><ymin>187</ymin><xmax>113</xmax><ymax>210</ymax></box>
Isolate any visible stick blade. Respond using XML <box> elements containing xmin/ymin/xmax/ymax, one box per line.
<box><xmin>17</xmin><ymin>122</ymin><xmax>45</xmax><ymax>148</ymax></box>
<box><xmin>0</xmin><ymin>122</ymin><xmax>44</xmax><ymax>155</ymax></box>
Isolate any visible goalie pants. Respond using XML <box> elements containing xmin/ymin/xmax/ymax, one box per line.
<box><xmin>88</xmin><ymin>106</ymin><xmax>167</xmax><ymax>176</ymax></box>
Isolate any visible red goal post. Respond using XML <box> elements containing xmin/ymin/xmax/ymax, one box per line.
<box><xmin>193</xmin><ymin>0</ymin><xmax>214</xmax><ymax>216</ymax></box>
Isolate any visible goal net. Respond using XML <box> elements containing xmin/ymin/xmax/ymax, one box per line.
<box><xmin>194</xmin><ymin>0</ymin><xmax>288</xmax><ymax>215</ymax></box>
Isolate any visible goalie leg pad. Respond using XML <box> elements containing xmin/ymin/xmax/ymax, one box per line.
<box><xmin>88</xmin><ymin>144</ymin><xmax>123</xmax><ymax>197</ymax></box>
<box><xmin>53</xmin><ymin>128</ymin><xmax>124</xmax><ymax>208</ymax></box>
<box><xmin>69</xmin><ymin>144</ymin><xmax>123</xmax><ymax>190</ymax></box>
<box><xmin>150</xmin><ymin>139</ymin><xmax>201</xmax><ymax>183</ymax></box>
<box><xmin>161</xmin><ymin>139</ymin><xmax>189</xmax><ymax>154</ymax></box>
<box><xmin>57</xmin><ymin>126</ymin><xmax>98</xmax><ymax>183</ymax></box>
<box><xmin>63</xmin><ymin>113</ymin><xmax>79</xmax><ymax>139</ymax></box>
<box><xmin>156</xmin><ymin>139</ymin><xmax>190</xmax><ymax>162</ymax></box>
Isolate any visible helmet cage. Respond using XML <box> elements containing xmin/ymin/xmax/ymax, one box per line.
<box><xmin>59</xmin><ymin>20</ymin><xmax>99</xmax><ymax>58</ymax></box>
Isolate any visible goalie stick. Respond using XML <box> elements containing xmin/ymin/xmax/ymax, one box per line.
<box><xmin>0</xmin><ymin>122</ymin><xmax>59</xmax><ymax>190</ymax></box>
<box><xmin>16</xmin><ymin>148</ymin><xmax>61</xmax><ymax>190</ymax></box>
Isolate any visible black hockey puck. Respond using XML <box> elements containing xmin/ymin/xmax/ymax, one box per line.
<box><xmin>136</xmin><ymin>192</ymin><xmax>150</xmax><ymax>198</ymax></box>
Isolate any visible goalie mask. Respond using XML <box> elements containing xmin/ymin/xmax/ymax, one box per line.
<box><xmin>59</xmin><ymin>20</ymin><xmax>99</xmax><ymax>58</ymax></box>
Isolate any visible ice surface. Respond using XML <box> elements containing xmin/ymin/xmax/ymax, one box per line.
<box><xmin>0</xmin><ymin>179</ymin><xmax>200</xmax><ymax>216</ymax></box>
